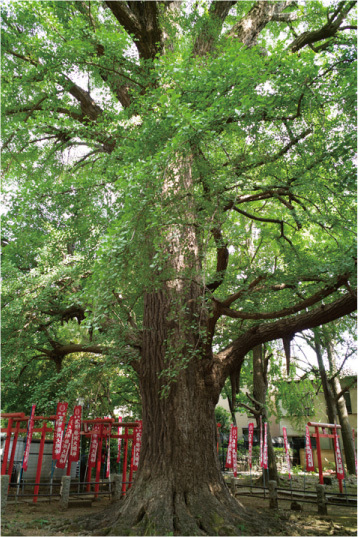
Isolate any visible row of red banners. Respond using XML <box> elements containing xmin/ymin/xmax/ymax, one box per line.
<box><xmin>21</xmin><ymin>402</ymin><xmax>142</xmax><ymax>476</ymax></box>
<box><xmin>304</xmin><ymin>424</ymin><xmax>344</xmax><ymax>478</ymax></box>
<box><xmin>225</xmin><ymin>421</ymin><xmax>348</xmax><ymax>481</ymax></box>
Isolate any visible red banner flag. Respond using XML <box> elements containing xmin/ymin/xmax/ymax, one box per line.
<box><xmin>116</xmin><ymin>416</ymin><xmax>122</xmax><ymax>463</ymax></box>
<box><xmin>282</xmin><ymin>427</ymin><xmax>291</xmax><ymax>478</ymax></box>
<box><xmin>248</xmin><ymin>423</ymin><xmax>254</xmax><ymax>469</ymax></box>
<box><xmin>259</xmin><ymin>416</ymin><xmax>263</xmax><ymax>468</ymax></box>
<box><xmin>23</xmin><ymin>405</ymin><xmax>36</xmax><ymax>472</ymax></box>
<box><xmin>132</xmin><ymin>421</ymin><xmax>143</xmax><ymax>472</ymax></box>
<box><xmin>232</xmin><ymin>426</ymin><xmax>238</xmax><ymax>477</ymax></box>
<box><xmin>106</xmin><ymin>438</ymin><xmax>111</xmax><ymax>478</ymax></box>
<box><xmin>225</xmin><ymin>425</ymin><xmax>237</xmax><ymax>475</ymax></box>
<box><xmin>52</xmin><ymin>402</ymin><xmax>68</xmax><ymax>460</ymax></box>
<box><xmin>334</xmin><ymin>427</ymin><xmax>345</xmax><ymax>480</ymax></box>
<box><xmin>305</xmin><ymin>425</ymin><xmax>315</xmax><ymax>472</ymax></box>
<box><xmin>69</xmin><ymin>406</ymin><xmax>82</xmax><ymax>462</ymax></box>
<box><xmin>263</xmin><ymin>422</ymin><xmax>268</xmax><ymax>470</ymax></box>
<box><xmin>225</xmin><ymin>425</ymin><xmax>233</xmax><ymax>468</ymax></box>
<box><xmin>353</xmin><ymin>429</ymin><xmax>357</xmax><ymax>474</ymax></box>
<box><xmin>56</xmin><ymin>417</ymin><xmax>74</xmax><ymax>469</ymax></box>
<box><xmin>88</xmin><ymin>424</ymin><xmax>101</xmax><ymax>468</ymax></box>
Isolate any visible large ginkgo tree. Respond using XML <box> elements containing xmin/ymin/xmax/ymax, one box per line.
<box><xmin>2</xmin><ymin>1</ymin><xmax>356</xmax><ymax>534</ymax></box>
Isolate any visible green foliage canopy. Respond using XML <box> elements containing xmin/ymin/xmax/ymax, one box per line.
<box><xmin>2</xmin><ymin>1</ymin><xmax>356</xmax><ymax>414</ymax></box>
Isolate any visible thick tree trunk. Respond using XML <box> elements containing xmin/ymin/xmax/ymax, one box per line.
<box><xmin>313</xmin><ymin>331</ymin><xmax>337</xmax><ymax>424</ymax></box>
<box><xmin>326</xmin><ymin>340</ymin><xmax>356</xmax><ymax>476</ymax></box>
<box><xmin>252</xmin><ymin>345</ymin><xmax>279</xmax><ymax>483</ymax></box>
<box><xmin>97</xmin><ymin>289</ymin><xmax>249</xmax><ymax>535</ymax></box>
<box><xmin>92</xmin><ymin>158</ymin><xmax>251</xmax><ymax>535</ymax></box>
<box><xmin>111</xmin><ymin>351</ymin><xmax>246</xmax><ymax>535</ymax></box>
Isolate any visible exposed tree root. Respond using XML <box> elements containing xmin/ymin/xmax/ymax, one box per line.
<box><xmin>83</xmin><ymin>479</ymin><xmax>253</xmax><ymax>536</ymax></box>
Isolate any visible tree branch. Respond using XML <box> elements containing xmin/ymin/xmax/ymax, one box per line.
<box><xmin>222</xmin><ymin>275</ymin><xmax>266</xmax><ymax>307</ymax></box>
<box><xmin>234</xmin><ymin>128</ymin><xmax>313</xmax><ymax>173</ymax></box>
<box><xmin>335</xmin><ymin>378</ymin><xmax>357</xmax><ymax>402</ymax></box>
<box><xmin>206</xmin><ymin>228</ymin><xmax>229</xmax><ymax>292</ymax></box>
<box><xmin>193</xmin><ymin>1</ymin><xmax>237</xmax><ymax>56</ymax></box>
<box><xmin>227</xmin><ymin>1</ymin><xmax>292</xmax><ymax>47</ymax></box>
<box><xmin>105</xmin><ymin>1</ymin><xmax>163</xmax><ymax>60</ymax></box>
<box><xmin>288</xmin><ymin>1</ymin><xmax>356</xmax><ymax>53</ymax></box>
<box><xmin>216</xmin><ymin>275</ymin><xmax>349</xmax><ymax>320</ymax></box>
<box><xmin>216</xmin><ymin>291</ymin><xmax>357</xmax><ymax>381</ymax></box>
<box><xmin>237</xmin><ymin>401</ymin><xmax>259</xmax><ymax>417</ymax></box>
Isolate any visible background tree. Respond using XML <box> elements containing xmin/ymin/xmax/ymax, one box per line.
<box><xmin>2</xmin><ymin>1</ymin><xmax>356</xmax><ymax>534</ymax></box>
<box><xmin>295</xmin><ymin>320</ymin><xmax>357</xmax><ymax>475</ymax></box>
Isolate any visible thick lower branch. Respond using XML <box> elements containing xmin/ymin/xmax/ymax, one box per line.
<box><xmin>217</xmin><ymin>292</ymin><xmax>356</xmax><ymax>380</ymax></box>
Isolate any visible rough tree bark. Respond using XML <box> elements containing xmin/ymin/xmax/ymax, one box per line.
<box><xmin>252</xmin><ymin>345</ymin><xmax>279</xmax><ymax>483</ymax></box>
<box><xmin>325</xmin><ymin>335</ymin><xmax>357</xmax><ymax>476</ymax></box>
<box><xmin>3</xmin><ymin>1</ymin><xmax>356</xmax><ymax>535</ymax></box>
<box><xmin>313</xmin><ymin>331</ymin><xmax>337</xmax><ymax>425</ymax></box>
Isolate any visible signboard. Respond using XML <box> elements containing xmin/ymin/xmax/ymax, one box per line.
<box><xmin>23</xmin><ymin>405</ymin><xmax>36</xmax><ymax>471</ymax></box>
<box><xmin>52</xmin><ymin>402</ymin><xmax>68</xmax><ymax>460</ymax></box>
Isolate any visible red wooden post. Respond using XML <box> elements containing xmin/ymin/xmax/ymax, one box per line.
<box><xmin>1</xmin><ymin>417</ymin><xmax>14</xmax><ymax>475</ymax></box>
<box><xmin>94</xmin><ymin>427</ymin><xmax>103</xmax><ymax>499</ymax></box>
<box><xmin>66</xmin><ymin>460</ymin><xmax>72</xmax><ymax>476</ymax></box>
<box><xmin>128</xmin><ymin>434</ymin><xmax>135</xmax><ymax>490</ymax></box>
<box><xmin>85</xmin><ymin>424</ymin><xmax>101</xmax><ymax>492</ymax></box>
<box><xmin>315</xmin><ymin>426</ymin><xmax>324</xmax><ymax>485</ymax></box>
<box><xmin>121</xmin><ymin>428</ymin><xmax>129</xmax><ymax>496</ymax></box>
<box><xmin>7</xmin><ymin>420</ymin><xmax>21</xmax><ymax>482</ymax></box>
<box><xmin>33</xmin><ymin>423</ymin><xmax>47</xmax><ymax>503</ymax></box>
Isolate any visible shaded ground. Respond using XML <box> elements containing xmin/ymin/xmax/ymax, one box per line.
<box><xmin>2</xmin><ymin>474</ymin><xmax>356</xmax><ymax>536</ymax></box>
